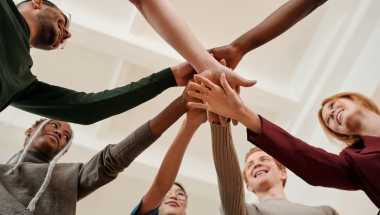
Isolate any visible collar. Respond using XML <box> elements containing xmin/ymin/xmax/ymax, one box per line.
<box><xmin>10</xmin><ymin>150</ymin><xmax>50</xmax><ymax>164</ymax></box>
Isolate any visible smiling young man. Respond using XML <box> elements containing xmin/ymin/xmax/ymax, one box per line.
<box><xmin>0</xmin><ymin>81</ymin><xmax>197</xmax><ymax>214</ymax></box>
<box><xmin>211</xmin><ymin>123</ymin><xmax>339</xmax><ymax>215</ymax></box>
<box><xmin>1</xmin><ymin>0</ymin><xmax>197</xmax><ymax>125</ymax></box>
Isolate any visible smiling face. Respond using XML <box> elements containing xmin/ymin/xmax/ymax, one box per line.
<box><xmin>244</xmin><ymin>151</ymin><xmax>287</xmax><ymax>193</ymax></box>
<box><xmin>32</xmin><ymin>6</ymin><xmax>71</xmax><ymax>50</ymax></box>
<box><xmin>25</xmin><ymin>120</ymin><xmax>72</xmax><ymax>160</ymax></box>
<box><xmin>321</xmin><ymin>98</ymin><xmax>362</xmax><ymax>136</ymax></box>
<box><xmin>158</xmin><ymin>184</ymin><xmax>187</xmax><ymax>215</ymax></box>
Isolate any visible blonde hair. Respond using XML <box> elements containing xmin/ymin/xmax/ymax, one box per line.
<box><xmin>242</xmin><ymin>147</ymin><xmax>287</xmax><ymax>187</ymax></box>
<box><xmin>318</xmin><ymin>92</ymin><xmax>380</xmax><ymax>147</ymax></box>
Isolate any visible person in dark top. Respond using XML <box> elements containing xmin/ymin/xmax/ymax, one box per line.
<box><xmin>1</xmin><ymin>0</ymin><xmax>199</xmax><ymax>124</ymax></box>
<box><xmin>187</xmin><ymin>73</ymin><xmax>380</xmax><ymax>208</ymax></box>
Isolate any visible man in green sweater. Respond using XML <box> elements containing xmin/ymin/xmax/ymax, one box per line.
<box><xmin>211</xmin><ymin>124</ymin><xmax>340</xmax><ymax>215</ymax></box>
<box><xmin>1</xmin><ymin>0</ymin><xmax>199</xmax><ymax>125</ymax></box>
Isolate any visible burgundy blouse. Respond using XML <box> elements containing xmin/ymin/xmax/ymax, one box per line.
<box><xmin>247</xmin><ymin>116</ymin><xmax>380</xmax><ymax>208</ymax></box>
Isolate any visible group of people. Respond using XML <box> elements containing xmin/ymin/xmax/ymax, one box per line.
<box><xmin>1</xmin><ymin>0</ymin><xmax>379</xmax><ymax>214</ymax></box>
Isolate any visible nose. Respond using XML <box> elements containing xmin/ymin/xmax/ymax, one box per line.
<box><xmin>330</xmin><ymin>109</ymin><xmax>335</xmax><ymax>120</ymax></box>
<box><xmin>63</xmin><ymin>28</ymin><xmax>72</xmax><ymax>40</ymax></box>
<box><xmin>168</xmin><ymin>191</ymin><xmax>178</xmax><ymax>200</ymax></box>
<box><xmin>54</xmin><ymin>130</ymin><xmax>62</xmax><ymax>139</ymax></box>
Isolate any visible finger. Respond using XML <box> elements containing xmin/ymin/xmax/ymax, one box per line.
<box><xmin>236</xmin><ymin>74</ymin><xmax>257</xmax><ymax>87</ymax></box>
<box><xmin>209</xmin><ymin>53</ymin><xmax>214</xmax><ymax>58</ymax></box>
<box><xmin>187</xmin><ymin>91</ymin><xmax>209</xmax><ymax>102</ymax></box>
<box><xmin>219</xmin><ymin>115</ymin><xmax>228</xmax><ymax>126</ymax></box>
<box><xmin>189</xmin><ymin>82</ymin><xmax>209</xmax><ymax>94</ymax></box>
<box><xmin>188</xmin><ymin>102</ymin><xmax>208</xmax><ymax>110</ymax></box>
<box><xmin>194</xmin><ymin>74</ymin><xmax>218</xmax><ymax>91</ymax></box>
<box><xmin>232</xmin><ymin>119</ymin><xmax>239</xmax><ymax>126</ymax></box>
<box><xmin>220</xmin><ymin>59</ymin><xmax>227</xmax><ymax>67</ymax></box>
<box><xmin>220</xmin><ymin>73</ymin><xmax>235</xmax><ymax>94</ymax></box>
<box><xmin>208</xmin><ymin>111</ymin><xmax>216</xmax><ymax>123</ymax></box>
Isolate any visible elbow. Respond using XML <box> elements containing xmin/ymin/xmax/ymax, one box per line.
<box><xmin>309</xmin><ymin>0</ymin><xmax>328</xmax><ymax>7</ymax></box>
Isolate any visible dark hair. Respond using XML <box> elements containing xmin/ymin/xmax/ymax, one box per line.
<box><xmin>17</xmin><ymin>0</ymin><xmax>58</xmax><ymax>8</ymax></box>
<box><xmin>24</xmin><ymin>118</ymin><xmax>47</xmax><ymax>147</ymax></box>
<box><xmin>174</xmin><ymin>182</ymin><xmax>187</xmax><ymax>198</ymax></box>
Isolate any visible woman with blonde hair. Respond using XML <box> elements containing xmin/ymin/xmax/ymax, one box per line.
<box><xmin>187</xmin><ymin>73</ymin><xmax>380</xmax><ymax>208</ymax></box>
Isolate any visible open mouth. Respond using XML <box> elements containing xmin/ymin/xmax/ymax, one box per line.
<box><xmin>254</xmin><ymin>170</ymin><xmax>268</xmax><ymax>178</ymax></box>
<box><xmin>337</xmin><ymin>110</ymin><xmax>343</xmax><ymax>125</ymax></box>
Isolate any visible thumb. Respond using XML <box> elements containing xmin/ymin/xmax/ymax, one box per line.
<box><xmin>236</xmin><ymin>74</ymin><xmax>257</xmax><ymax>87</ymax></box>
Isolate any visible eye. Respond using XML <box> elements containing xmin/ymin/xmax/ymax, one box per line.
<box><xmin>177</xmin><ymin>192</ymin><xmax>185</xmax><ymax>197</ymax></box>
<box><xmin>262</xmin><ymin>158</ymin><xmax>269</xmax><ymax>162</ymax></box>
<box><xmin>64</xmin><ymin>134</ymin><xmax>69</xmax><ymax>140</ymax></box>
<box><xmin>52</xmin><ymin>123</ymin><xmax>57</xmax><ymax>128</ymax></box>
<box><xmin>330</xmin><ymin>101</ymin><xmax>335</xmax><ymax>109</ymax></box>
<box><xmin>327</xmin><ymin>117</ymin><xmax>330</xmax><ymax>125</ymax></box>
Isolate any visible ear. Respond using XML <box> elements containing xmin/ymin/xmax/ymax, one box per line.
<box><xmin>32</xmin><ymin>0</ymin><xmax>43</xmax><ymax>9</ymax></box>
<box><xmin>280</xmin><ymin>168</ymin><xmax>287</xmax><ymax>181</ymax></box>
<box><xmin>25</xmin><ymin>128</ymin><xmax>33</xmax><ymax>137</ymax></box>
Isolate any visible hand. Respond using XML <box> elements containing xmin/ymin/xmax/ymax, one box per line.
<box><xmin>171</xmin><ymin>61</ymin><xmax>197</xmax><ymax>86</ymax></box>
<box><xmin>200</xmin><ymin>63</ymin><xmax>256</xmax><ymax>91</ymax></box>
<box><xmin>186</xmin><ymin>104</ymin><xmax>207</xmax><ymax>126</ymax></box>
<box><xmin>208</xmin><ymin>44</ymin><xmax>244</xmax><ymax>70</ymax></box>
<box><xmin>187</xmin><ymin>73</ymin><xmax>245</xmax><ymax>127</ymax></box>
<box><xmin>182</xmin><ymin>79</ymin><xmax>203</xmax><ymax>111</ymax></box>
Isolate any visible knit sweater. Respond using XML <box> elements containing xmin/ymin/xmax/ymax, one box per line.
<box><xmin>0</xmin><ymin>121</ymin><xmax>158</xmax><ymax>215</ymax></box>
<box><xmin>211</xmin><ymin>123</ymin><xmax>339</xmax><ymax>215</ymax></box>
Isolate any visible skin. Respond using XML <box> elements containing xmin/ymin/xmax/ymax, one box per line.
<box><xmin>25</xmin><ymin>120</ymin><xmax>72</xmax><ymax>160</ymax></box>
<box><xmin>158</xmin><ymin>184</ymin><xmax>187</xmax><ymax>215</ymax></box>
<box><xmin>245</xmin><ymin>151</ymin><xmax>286</xmax><ymax>202</ymax></box>
<box><xmin>136</xmin><ymin>81</ymin><xmax>205</xmax><ymax>215</ymax></box>
<box><xmin>321</xmin><ymin>98</ymin><xmax>380</xmax><ymax>137</ymax></box>
<box><xmin>208</xmin><ymin>0</ymin><xmax>328</xmax><ymax>70</ymax></box>
<box><xmin>18</xmin><ymin>0</ymin><xmax>72</xmax><ymax>50</ymax></box>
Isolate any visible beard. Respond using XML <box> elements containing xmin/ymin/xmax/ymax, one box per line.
<box><xmin>33</xmin><ymin>8</ymin><xmax>59</xmax><ymax>50</ymax></box>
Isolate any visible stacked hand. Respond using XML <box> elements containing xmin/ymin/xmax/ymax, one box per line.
<box><xmin>182</xmin><ymin>79</ymin><xmax>207</xmax><ymax>125</ymax></box>
<box><xmin>187</xmin><ymin>72</ymin><xmax>246</xmax><ymax>127</ymax></box>
<box><xmin>208</xmin><ymin>43</ymin><xmax>244</xmax><ymax>70</ymax></box>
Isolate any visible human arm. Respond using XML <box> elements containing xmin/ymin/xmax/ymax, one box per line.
<box><xmin>129</xmin><ymin>0</ymin><xmax>256</xmax><ymax>89</ymax></box>
<box><xmin>136</xmin><ymin>93</ymin><xmax>206</xmax><ymax>214</ymax></box>
<box><xmin>188</xmin><ymin>74</ymin><xmax>359</xmax><ymax>190</ymax></box>
<box><xmin>211</xmin><ymin>123</ymin><xmax>248</xmax><ymax>215</ymax></box>
<box><xmin>208</xmin><ymin>0</ymin><xmax>328</xmax><ymax>69</ymax></box>
<box><xmin>11</xmin><ymin>66</ymin><xmax>193</xmax><ymax>125</ymax></box>
<box><xmin>77</xmin><ymin>88</ymin><xmax>189</xmax><ymax>199</ymax></box>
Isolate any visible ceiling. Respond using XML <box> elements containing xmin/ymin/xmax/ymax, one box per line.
<box><xmin>1</xmin><ymin>0</ymin><xmax>379</xmax><ymax>214</ymax></box>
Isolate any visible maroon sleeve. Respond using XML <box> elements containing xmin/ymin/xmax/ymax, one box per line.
<box><xmin>247</xmin><ymin>116</ymin><xmax>360</xmax><ymax>190</ymax></box>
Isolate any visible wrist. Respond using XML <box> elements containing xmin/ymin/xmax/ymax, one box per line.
<box><xmin>231</xmin><ymin>39</ymin><xmax>247</xmax><ymax>57</ymax></box>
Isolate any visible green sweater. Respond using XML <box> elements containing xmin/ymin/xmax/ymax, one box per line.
<box><xmin>0</xmin><ymin>0</ymin><xmax>176</xmax><ymax>124</ymax></box>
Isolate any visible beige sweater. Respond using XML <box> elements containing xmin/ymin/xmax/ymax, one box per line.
<box><xmin>211</xmin><ymin>124</ymin><xmax>339</xmax><ymax>215</ymax></box>
<box><xmin>0</xmin><ymin>122</ymin><xmax>158</xmax><ymax>215</ymax></box>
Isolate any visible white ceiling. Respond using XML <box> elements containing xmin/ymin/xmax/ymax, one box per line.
<box><xmin>1</xmin><ymin>0</ymin><xmax>380</xmax><ymax>214</ymax></box>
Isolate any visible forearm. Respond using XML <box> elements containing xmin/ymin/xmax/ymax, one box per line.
<box><xmin>78</xmin><ymin>121</ymin><xmax>158</xmax><ymax>199</ymax></box>
<box><xmin>233</xmin><ymin>0</ymin><xmax>327</xmax><ymax>55</ymax></box>
<box><xmin>248</xmin><ymin>117</ymin><xmax>358</xmax><ymax>190</ymax></box>
<box><xmin>130</xmin><ymin>0</ymin><xmax>217</xmax><ymax>73</ymax></box>
<box><xmin>149</xmin><ymin>96</ymin><xmax>187</xmax><ymax>136</ymax></box>
<box><xmin>139</xmin><ymin>117</ymin><xmax>199</xmax><ymax>214</ymax></box>
<box><xmin>211</xmin><ymin>123</ymin><xmax>246</xmax><ymax>215</ymax></box>
<box><xmin>235</xmin><ymin>105</ymin><xmax>262</xmax><ymax>134</ymax></box>
<box><xmin>12</xmin><ymin>68</ymin><xmax>176</xmax><ymax>125</ymax></box>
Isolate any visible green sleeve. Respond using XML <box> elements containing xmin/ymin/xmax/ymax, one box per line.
<box><xmin>11</xmin><ymin>67</ymin><xmax>176</xmax><ymax>125</ymax></box>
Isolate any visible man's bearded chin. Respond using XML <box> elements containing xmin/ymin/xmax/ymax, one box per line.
<box><xmin>34</xmin><ymin>22</ymin><xmax>58</xmax><ymax>50</ymax></box>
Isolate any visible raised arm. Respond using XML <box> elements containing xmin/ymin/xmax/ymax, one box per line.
<box><xmin>188</xmin><ymin>74</ymin><xmax>359</xmax><ymax>190</ymax></box>
<box><xmin>11</xmin><ymin>63</ymin><xmax>196</xmax><ymax>125</ymax></box>
<box><xmin>136</xmin><ymin>90</ymin><xmax>206</xmax><ymax>214</ymax></box>
<box><xmin>77</xmin><ymin>81</ymin><xmax>192</xmax><ymax>199</ymax></box>
<box><xmin>211</xmin><ymin>123</ymin><xmax>255</xmax><ymax>215</ymax></box>
<box><xmin>129</xmin><ymin>0</ymin><xmax>256</xmax><ymax>89</ymax></box>
<box><xmin>209</xmin><ymin>0</ymin><xmax>328</xmax><ymax>69</ymax></box>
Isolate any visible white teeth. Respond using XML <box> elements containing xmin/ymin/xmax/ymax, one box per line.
<box><xmin>255</xmin><ymin>170</ymin><xmax>267</xmax><ymax>178</ymax></box>
<box><xmin>337</xmin><ymin>111</ymin><xmax>343</xmax><ymax>124</ymax></box>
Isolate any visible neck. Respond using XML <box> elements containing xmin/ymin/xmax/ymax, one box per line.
<box><xmin>356</xmin><ymin>111</ymin><xmax>380</xmax><ymax>137</ymax></box>
<box><xmin>255</xmin><ymin>184</ymin><xmax>287</xmax><ymax>202</ymax></box>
